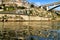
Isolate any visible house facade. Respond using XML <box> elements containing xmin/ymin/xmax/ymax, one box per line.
<box><xmin>0</xmin><ymin>0</ymin><xmax>30</xmax><ymax>8</ymax></box>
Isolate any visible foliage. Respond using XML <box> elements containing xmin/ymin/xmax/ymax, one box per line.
<box><xmin>4</xmin><ymin>6</ymin><xmax>15</xmax><ymax>11</ymax></box>
<box><xmin>17</xmin><ymin>6</ymin><xmax>26</xmax><ymax>9</ymax></box>
<box><xmin>30</xmin><ymin>4</ymin><xmax>35</xmax><ymax>8</ymax></box>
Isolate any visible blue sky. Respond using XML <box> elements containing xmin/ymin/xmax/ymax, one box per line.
<box><xmin>27</xmin><ymin>0</ymin><xmax>60</xmax><ymax>10</ymax></box>
<box><xmin>27</xmin><ymin>0</ymin><xmax>60</xmax><ymax>5</ymax></box>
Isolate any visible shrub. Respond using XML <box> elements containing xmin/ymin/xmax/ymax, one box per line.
<box><xmin>17</xmin><ymin>6</ymin><xmax>26</xmax><ymax>9</ymax></box>
<box><xmin>30</xmin><ymin>4</ymin><xmax>35</xmax><ymax>8</ymax></box>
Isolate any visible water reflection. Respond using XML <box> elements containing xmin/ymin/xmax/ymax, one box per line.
<box><xmin>0</xmin><ymin>21</ymin><xmax>60</xmax><ymax>40</ymax></box>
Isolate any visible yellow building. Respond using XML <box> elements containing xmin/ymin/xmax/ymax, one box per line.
<box><xmin>1</xmin><ymin>0</ymin><xmax>30</xmax><ymax>8</ymax></box>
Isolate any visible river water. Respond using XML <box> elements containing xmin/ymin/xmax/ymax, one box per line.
<box><xmin>0</xmin><ymin>21</ymin><xmax>60</xmax><ymax>40</ymax></box>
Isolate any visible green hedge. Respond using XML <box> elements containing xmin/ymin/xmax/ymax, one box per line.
<box><xmin>17</xmin><ymin>6</ymin><xmax>26</xmax><ymax>9</ymax></box>
<box><xmin>4</xmin><ymin>6</ymin><xmax>15</xmax><ymax>11</ymax></box>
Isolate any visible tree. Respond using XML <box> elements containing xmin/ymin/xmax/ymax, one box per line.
<box><xmin>2</xmin><ymin>0</ymin><xmax>10</xmax><ymax>10</ymax></box>
<box><xmin>30</xmin><ymin>4</ymin><xmax>35</xmax><ymax>8</ymax></box>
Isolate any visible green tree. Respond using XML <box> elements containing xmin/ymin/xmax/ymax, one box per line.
<box><xmin>30</xmin><ymin>4</ymin><xmax>35</xmax><ymax>8</ymax></box>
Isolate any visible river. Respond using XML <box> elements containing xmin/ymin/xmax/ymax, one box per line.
<box><xmin>0</xmin><ymin>21</ymin><xmax>60</xmax><ymax>40</ymax></box>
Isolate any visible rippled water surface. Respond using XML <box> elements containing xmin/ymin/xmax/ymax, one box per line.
<box><xmin>0</xmin><ymin>21</ymin><xmax>60</xmax><ymax>40</ymax></box>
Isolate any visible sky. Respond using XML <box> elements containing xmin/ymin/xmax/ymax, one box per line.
<box><xmin>27</xmin><ymin>0</ymin><xmax>60</xmax><ymax>5</ymax></box>
<box><xmin>27</xmin><ymin>0</ymin><xmax>60</xmax><ymax>10</ymax></box>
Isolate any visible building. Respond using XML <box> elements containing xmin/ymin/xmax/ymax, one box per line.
<box><xmin>0</xmin><ymin>0</ymin><xmax>2</xmax><ymax>5</ymax></box>
<box><xmin>0</xmin><ymin>0</ymin><xmax>30</xmax><ymax>8</ymax></box>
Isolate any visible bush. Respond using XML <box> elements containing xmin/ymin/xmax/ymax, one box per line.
<box><xmin>4</xmin><ymin>6</ymin><xmax>15</xmax><ymax>11</ymax></box>
<box><xmin>17</xmin><ymin>6</ymin><xmax>26</xmax><ymax>9</ymax></box>
<box><xmin>30</xmin><ymin>4</ymin><xmax>35</xmax><ymax>8</ymax></box>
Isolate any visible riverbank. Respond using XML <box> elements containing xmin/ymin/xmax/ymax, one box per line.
<box><xmin>0</xmin><ymin>20</ymin><xmax>60</xmax><ymax>22</ymax></box>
